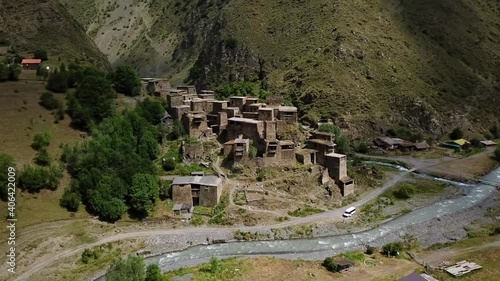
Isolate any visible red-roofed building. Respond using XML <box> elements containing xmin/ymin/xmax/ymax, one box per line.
<box><xmin>21</xmin><ymin>59</ymin><xmax>42</xmax><ymax>70</ymax></box>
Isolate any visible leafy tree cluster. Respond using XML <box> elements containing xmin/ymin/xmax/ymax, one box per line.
<box><xmin>66</xmin><ymin>68</ymin><xmax>116</xmax><ymax>129</ymax></box>
<box><xmin>18</xmin><ymin>165</ymin><xmax>63</xmax><ymax>192</ymax></box>
<box><xmin>318</xmin><ymin>124</ymin><xmax>350</xmax><ymax>154</ymax></box>
<box><xmin>62</xmin><ymin>110</ymin><xmax>160</xmax><ymax>221</ymax></box>
<box><xmin>488</xmin><ymin>124</ymin><xmax>500</xmax><ymax>139</ymax></box>
<box><xmin>36</xmin><ymin>64</ymin><xmax>49</xmax><ymax>80</ymax></box>
<box><xmin>106</xmin><ymin>254</ymin><xmax>166</xmax><ymax>281</ymax></box>
<box><xmin>0</xmin><ymin>153</ymin><xmax>16</xmax><ymax>201</ymax></box>
<box><xmin>109</xmin><ymin>65</ymin><xmax>142</xmax><ymax>96</ymax></box>
<box><xmin>0</xmin><ymin>59</ymin><xmax>21</xmax><ymax>82</ymax></box>
<box><xmin>135</xmin><ymin>98</ymin><xmax>166</xmax><ymax>125</ymax></box>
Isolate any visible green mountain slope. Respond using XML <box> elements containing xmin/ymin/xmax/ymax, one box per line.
<box><xmin>0</xmin><ymin>0</ymin><xmax>109</xmax><ymax>67</ymax></box>
<box><xmin>62</xmin><ymin>0</ymin><xmax>500</xmax><ymax>136</ymax></box>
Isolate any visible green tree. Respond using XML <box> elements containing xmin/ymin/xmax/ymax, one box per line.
<box><xmin>382</xmin><ymin>242</ymin><xmax>402</xmax><ymax>257</ymax></box>
<box><xmin>162</xmin><ymin>158</ymin><xmax>176</xmax><ymax>171</ymax></box>
<box><xmin>31</xmin><ymin>132</ymin><xmax>52</xmax><ymax>150</ymax></box>
<box><xmin>169</xmin><ymin>120</ymin><xmax>186</xmax><ymax>140</ymax></box>
<box><xmin>129</xmin><ymin>173</ymin><xmax>159</xmax><ymax>217</ymax></box>
<box><xmin>7</xmin><ymin>63</ymin><xmax>21</xmax><ymax>81</ymax></box>
<box><xmin>145</xmin><ymin>264</ymin><xmax>165</xmax><ymax>281</ymax></box>
<box><xmin>249</xmin><ymin>144</ymin><xmax>258</xmax><ymax>158</ymax></box>
<box><xmin>322</xmin><ymin>257</ymin><xmax>339</xmax><ymax>272</ymax></box>
<box><xmin>18</xmin><ymin>165</ymin><xmax>62</xmax><ymax>192</ymax></box>
<box><xmin>107</xmin><ymin>254</ymin><xmax>145</xmax><ymax>281</ymax></box>
<box><xmin>34</xmin><ymin>147</ymin><xmax>51</xmax><ymax>166</ymax></box>
<box><xmin>135</xmin><ymin>98</ymin><xmax>165</xmax><ymax>125</ymax></box>
<box><xmin>110</xmin><ymin>65</ymin><xmax>141</xmax><ymax>96</ymax></box>
<box><xmin>33</xmin><ymin>49</ymin><xmax>48</xmax><ymax>61</ymax></box>
<box><xmin>0</xmin><ymin>153</ymin><xmax>16</xmax><ymax>201</ymax></box>
<box><xmin>60</xmin><ymin>187</ymin><xmax>80</xmax><ymax>212</ymax></box>
<box><xmin>393</xmin><ymin>183</ymin><xmax>415</xmax><ymax>200</ymax></box>
<box><xmin>449</xmin><ymin>127</ymin><xmax>464</xmax><ymax>140</ymax></box>
<box><xmin>39</xmin><ymin>91</ymin><xmax>60</xmax><ymax>110</ymax></box>
<box><xmin>36</xmin><ymin>64</ymin><xmax>49</xmax><ymax>80</ymax></box>
<box><xmin>46</xmin><ymin>68</ymin><xmax>68</xmax><ymax>93</ymax></box>
<box><xmin>67</xmin><ymin>74</ymin><xmax>116</xmax><ymax>129</ymax></box>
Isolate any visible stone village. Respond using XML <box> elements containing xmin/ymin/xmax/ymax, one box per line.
<box><xmin>143</xmin><ymin>78</ymin><xmax>354</xmax><ymax>209</ymax></box>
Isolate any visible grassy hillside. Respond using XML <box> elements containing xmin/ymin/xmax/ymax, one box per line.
<box><xmin>0</xmin><ymin>0</ymin><xmax>109</xmax><ymax>67</ymax></box>
<box><xmin>62</xmin><ymin>0</ymin><xmax>500</xmax><ymax>137</ymax></box>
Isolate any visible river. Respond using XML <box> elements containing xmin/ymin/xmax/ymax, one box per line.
<box><xmin>97</xmin><ymin>165</ymin><xmax>500</xmax><ymax>279</ymax></box>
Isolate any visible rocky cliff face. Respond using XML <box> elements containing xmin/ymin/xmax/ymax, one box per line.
<box><xmin>0</xmin><ymin>0</ymin><xmax>109</xmax><ymax>68</ymax></box>
<box><xmin>62</xmin><ymin>0</ymin><xmax>500</xmax><ymax>137</ymax></box>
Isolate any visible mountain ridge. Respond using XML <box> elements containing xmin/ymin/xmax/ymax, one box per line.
<box><xmin>58</xmin><ymin>0</ymin><xmax>500</xmax><ymax>136</ymax></box>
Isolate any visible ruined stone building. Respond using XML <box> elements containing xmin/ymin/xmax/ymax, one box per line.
<box><xmin>172</xmin><ymin>174</ymin><xmax>222</xmax><ymax>207</ymax></box>
<box><xmin>161</xmin><ymin>85</ymin><xmax>353</xmax><ymax>197</ymax></box>
<box><xmin>296</xmin><ymin>131</ymin><xmax>354</xmax><ymax>196</ymax></box>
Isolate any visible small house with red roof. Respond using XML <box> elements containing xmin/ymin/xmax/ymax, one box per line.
<box><xmin>21</xmin><ymin>59</ymin><xmax>42</xmax><ymax>70</ymax></box>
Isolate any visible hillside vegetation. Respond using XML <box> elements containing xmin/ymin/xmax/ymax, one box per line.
<box><xmin>0</xmin><ymin>0</ymin><xmax>109</xmax><ymax>67</ymax></box>
<box><xmin>62</xmin><ymin>0</ymin><xmax>499</xmax><ymax>136</ymax></box>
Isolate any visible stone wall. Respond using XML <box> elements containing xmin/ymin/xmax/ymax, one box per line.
<box><xmin>199</xmin><ymin>185</ymin><xmax>220</xmax><ymax>207</ymax></box>
<box><xmin>172</xmin><ymin>185</ymin><xmax>193</xmax><ymax>205</ymax></box>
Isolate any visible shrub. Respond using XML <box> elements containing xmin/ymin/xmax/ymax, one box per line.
<box><xmin>365</xmin><ymin>245</ymin><xmax>375</xmax><ymax>255</ymax></box>
<box><xmin>60</xmin><ymin>187</ymin><xmax>80</xmax><ymax>212</ymax></box>
<box><xmin>392</xmin><ymin>183</ymin><xmax>415</xmax><ymax>200</ymax></box>
<box><xmin>382</xmin><ymin>242</ymin><xmax>402</xmax><ymax>257</ymax></box>
<box><xmin>0</xmin><ymin>153</ymin><xmax>16</xmax><ymax>201</ymax></box>
<box><xmin>33</xmin><ymin>49</ymin><xmax>48</xmax><ymax>61</ymax></box>
<box><xmin>145</xmin><ymin>264</ymin><xmax>164</xmax><ymax>281</ymax></box>
<box><xmin>355</xmin><ymin>142</ymin><xmax>369</xmax><ymax>154</ymax></box>
<box><xmin>449</xmin><ymin>127</ymin><xmax>464</xmax><ymax>140</ymax></box>
<box><xmin>209</xmin><ymin>256</ymin><xmax>221</xmax><ymax>274</ymax></box>
<box><xmin>31</xmin><ymin>132</ymin><xmax>52</xmax><ymax>150</ymax></box>
<box><xmin>249</xmin><ymin>144</ymin><xmax>257</xmax><ymax>158</ymax></box>
<box><xmin>162</xmin><ymin>158</ymin><xmax>176</xmax><ymax>171</ymax></box>
<box><xmin>39</xmin><ymin>91</ymin><xmax>60</xmax><ymax>110</ymax></box>
<box><xmin>322</xmin><ymin>257</ymin><xmax>339</xmax><ymax>272</ymax></box>
<box><xmin>18</xmin><ymin>165</ymin><xmax>62</xmax><ymax>192</ymax></box>
<box><xmin>34</xmin><ymin>147</ymin><xmax>51</xmax><ymax>166</ymax></box>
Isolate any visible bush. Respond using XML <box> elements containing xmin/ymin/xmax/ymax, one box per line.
<box><xmin>145</xmin><ymin>264</ymin><xmax>165</xmax><ymax>281</ymax></box>
<box><xmin>39</xmin><ymin>91</ymin><xmax>60</xmax><ymax>110</ymax></box>
<box><xmin>162</xmin><ymin>158</ymin><xmax>176</xmax><ymax>171</ymax></box>
<box><xmin>107</xmin><ymin>254</ymin><xmax>146</xmax><ymax>281</ymax></box>
<box><xmin>109</xmin><ymin>65</ymin><xmax>141</xmax><ymax>96</ymax></box>
<box><xmin>60</xmin><ymin>187</ymin><xmax>80</xmax><ymax>212</ymax></box>
<box><xmin>34</xmin><ymin>147</ymin><xmax>51</xmax><ymax>166</ymax></box>
<box><xmin>355</xmin><ymin>142</ymin><xmax>369</xmax><ymax>154</ymax></box>
<box><xmin>392</xmin><ymin>183</ymin><xmax>416</xmax><ymax>200</ymax></box>
<box><xmin>31</xmin><ymin>132</ymin><xmax>52</xmax><ymax>150</ymax></box>
<box><xmin>322</xmin><ymin>257</ymin><xmax>339</xmax><ymax>272</ymax></box>
<box><xmin>33</xmin><ymin>49</ymin><xmax>48</xmax><ymax>61</ymax></box>
<box><xmin>18</xmin><ymin>165</ymin><xmax>62</xmax><ymax>192</ymax></box>
<box><xmin>249</xmin><ymin>144</ymin><xmax>257</xmax><ymax>158</ymax></box>
<box><xmin>46</xmin><ymin>68</ymin><xmax>68</xmax><ymax>93</ymax></box>
<box><xmin>209</xmin><ymin>256</ymin><xmax>221</xmax><ymax>274</ymax></box>
<box><xmin>81</xmin><ymin>248</ymin><xmax>101</xmax><ymax>264</ymax></box>
<box><xmin>449</xmin><ymin>127</ymin><xmax>464</xmax><ymax>140</ymax></box>
<box><xmin>365</xmin><ymin>245</ymin><xmax>375</xmax><ymax>255</ymax></box>
<box><xmin>382</xmin><ymin>242</ymin><xmax>402</xmax><ymax>257</ymax></box>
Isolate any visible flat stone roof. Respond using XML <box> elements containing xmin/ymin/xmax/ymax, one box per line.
<box><xmin>308</xmin><ymin>139</ymin><xmax>336</xmax><ymax>146</ymax></box>
<box><xmin>228</xmin><ymin>117</ymin><xmax>262</xmax><ymax>124</ymax></box>
<box><xmin>295</xmin><ymin>148</ymin><xmax>318</xmax><ymax>155</ymax></box>
<box><xmin>278</xmin><ymin>106</ymin><xmax>298</xmax><ymax>112</ymax></box>
<box><xmin>172</xmin><ymin>175</ymin><xmax>221</xmax><ymax>187</ymax></box>
<box><xmin>326</xmin><ymin>152</ymin><xmax>346</xmax><ymax>158</ymax></box>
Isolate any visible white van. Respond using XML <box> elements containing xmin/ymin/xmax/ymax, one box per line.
<box><xmin>343</xmin><ymin>207</ymin><xmax>356</xmax><ymax>217</ymax></box>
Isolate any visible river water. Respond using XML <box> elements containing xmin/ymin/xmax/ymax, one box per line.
<box><xmin>97</xmin><ymin>165</ymin><xmax>500</xmax><ymax>278</ymax></box>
